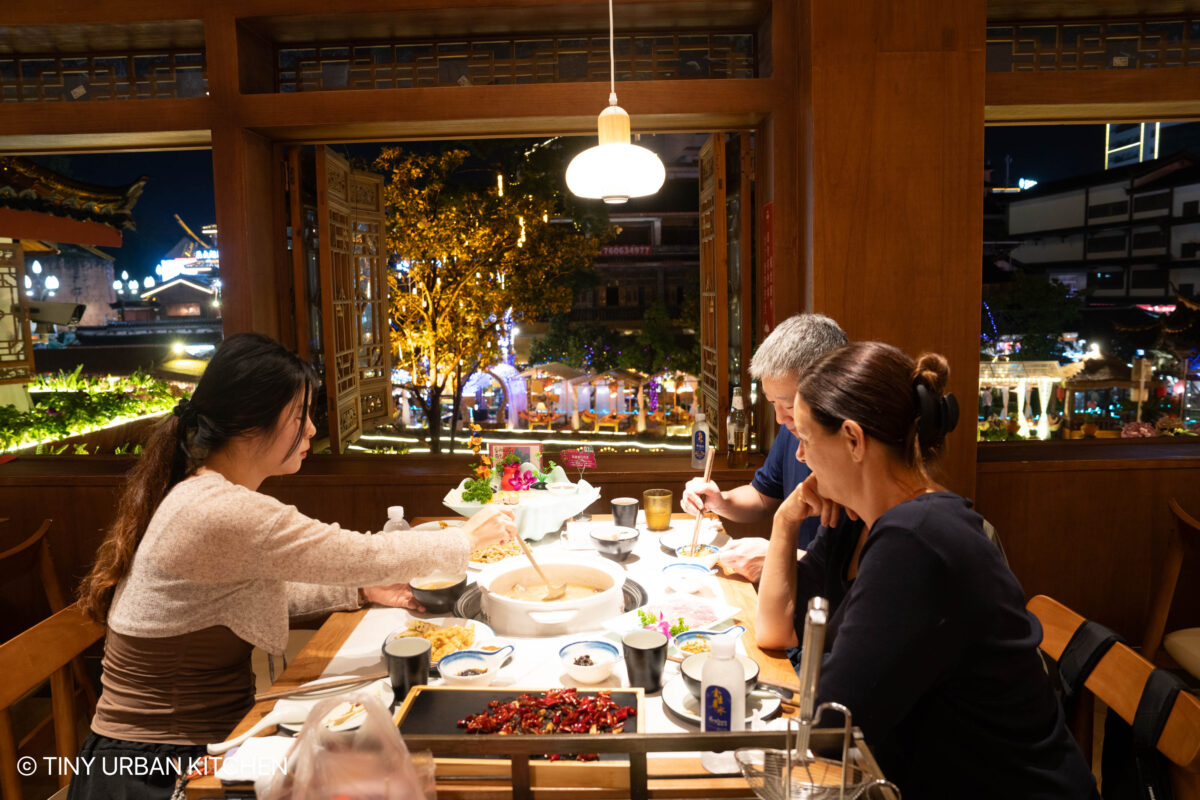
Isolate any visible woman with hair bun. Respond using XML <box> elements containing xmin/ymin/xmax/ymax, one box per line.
<box><xmin>756</xmin><ymin>342</ymin><xmax>1096</xmax><ymax>799</ymax></box>
<box><xmin>70</xmin><ymin>333</ymin><xmax>516</xmax><ymax>800</ymax></box>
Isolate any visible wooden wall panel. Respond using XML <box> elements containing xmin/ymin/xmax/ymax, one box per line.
<box><xmin>0</xmin><ymin>455</ymin><xmax>765</xmax><ymax>640</ymax></box>
<box><xmin>803</xmin><ymin>0</ymin><xmax>985</xmax><ymax>498</ymax></box>
<box><xmin>986</xmin><ymin>67</ymin><xmax>1200</xmax><ymax>124</ymax></box>
<box><xmin>976</xmin><ymin>456</ymin><xmax>1200</xmax><ymax>643</ymax></box>
<box><xmin>7</xmin><ymin>451</ymin><xmax>1200</xmax><ymax>648</ymax></box>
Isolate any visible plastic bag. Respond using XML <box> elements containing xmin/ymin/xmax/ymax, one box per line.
<box><xmin>256</xmin><ymin>691</ymin><xmax>435</xmax><ymax>800</ymax></box>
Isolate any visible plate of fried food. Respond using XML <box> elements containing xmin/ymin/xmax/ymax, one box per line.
<box><xmin>386</xmin><ymin>617</ymin><xmax>497</xmax><ymax>669</ymax></box>
<box><xmin>468</xmin><ymin>538</ymin><xmax>525</xmax><ymax>570</ymax></box>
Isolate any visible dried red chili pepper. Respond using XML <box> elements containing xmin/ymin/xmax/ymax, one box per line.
<box><xmin>456</xmin><ymin>689</ymin><xmax>636</xmax><ymax>761</ymax></box>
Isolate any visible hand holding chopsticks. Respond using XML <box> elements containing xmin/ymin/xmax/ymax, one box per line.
<box><xmin>686</xmin><ymin>449</ymin><xmax>716</xmax><ymax>557</ymax></box>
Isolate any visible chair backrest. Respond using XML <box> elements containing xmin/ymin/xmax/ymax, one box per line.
<box><xmin>1027</xmin><ymin>594</ymin><xmax>1200</xmax><ymax>772</ymax></box>
<box><xmin>1144</xmin><ymin>499</ymin><xmax>1200</xmax><ymax>661</ymax></box>
<box><xmin>0</xmin><ymin>519</ymin><xmax>65</xmax><ymax>612</ymax></box>
<box><xmin>0</xmin><ymin>603</ymin><xmax>106</xmax><ymax>800</ymax></box>
<box><xmin>0</xmin><ymin>519</ymin><xmax>98</xmax><ymax>716</ymax></box>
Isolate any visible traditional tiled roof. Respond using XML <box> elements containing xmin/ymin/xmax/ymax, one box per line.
<box><xmin>0</xmin><ymin>156</ymin><xmax>146</xmax><ymax>231</ymax></box>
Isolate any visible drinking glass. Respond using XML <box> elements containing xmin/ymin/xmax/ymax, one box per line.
<box><xmin>643</xmin><ymin>489</ymin><xmax>673</xmax><ymax>532</ymax></box>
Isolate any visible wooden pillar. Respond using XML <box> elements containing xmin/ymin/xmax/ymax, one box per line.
<box><xmin>211</xmin><ymin>125</ymin><xmax>282</xmax><ymax>339</ymax></box>
<box><xmin>801</xmin><ymin>0</ymin><xmax>985</xmax><ymax>497</ymax></box>
<box><xmin>206</xmin><ymin>10</ymin><xmax>285</xmax><ymax>340</ymax></box>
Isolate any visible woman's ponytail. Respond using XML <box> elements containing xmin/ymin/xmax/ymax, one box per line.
<box><xmin>78</xmin><ymin>410</ymin><xmax>191</xmax><ymax>622</ymax></box>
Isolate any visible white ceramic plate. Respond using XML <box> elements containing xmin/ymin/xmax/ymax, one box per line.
<box><xmin>412</xmin><ymin>519</ymin><xmax>466</xmax><ymax>531</ymax></box>
<box><xmin>660</xmin><ymin>675</ymin><xmax>780</xmax><ymax>726</ymax></box>
<box><xmin>277</xmin><ymin>676</ymin><xmax>394</xmax><ymax>733</ymax></box>
<box><xmin>385</xmin><ymin>617</ymin><xmax>497</xmax><ymax>669</ymax></box>
<box><xmin>602</xmin><ymin>597</ymin><xmax>740</xmax><ymax>645</ymax></box>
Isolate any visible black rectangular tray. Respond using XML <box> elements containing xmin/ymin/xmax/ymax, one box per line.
<box><xmin>395</xmin><ymin>686</ymin><xmax>643</xmax><ymax>761</ymax></box>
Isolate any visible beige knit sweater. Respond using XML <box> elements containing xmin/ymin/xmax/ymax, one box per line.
<box><xmin>107</xmin><ymin>471</ymin><xmax>469</xmax><ymax>654</ymax></box>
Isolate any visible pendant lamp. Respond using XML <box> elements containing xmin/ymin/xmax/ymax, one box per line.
<box><xmin>565</xmin><ymin>0</ymin><xmax>666</xmax><ymax>204</ymax></box>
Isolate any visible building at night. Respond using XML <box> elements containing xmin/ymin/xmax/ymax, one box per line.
<box><xmin>1004</xmin><ymin>152</ymin><xmax>1200</xmax><ymax>304</ymax></box>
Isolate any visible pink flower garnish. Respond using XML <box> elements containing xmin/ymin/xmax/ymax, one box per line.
<box><xmin>510</xmin><ymin>469</ymin><xmax>537</xmax><ymax>491</ymax></box>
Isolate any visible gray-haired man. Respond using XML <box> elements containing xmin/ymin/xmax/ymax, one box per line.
<box><xmin>681</xmin><ymin>313</ymin><xmax>848</xmax><ymax>580</ymax></box>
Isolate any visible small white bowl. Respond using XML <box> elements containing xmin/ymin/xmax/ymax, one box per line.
<box><xmin>662</xmin><ymin>562</ymin><xmax>711</xmax><ymax>594</ymax></box>
<box><xmin>559</xmin><ymin>640</ymin><xmax>621</xmax><ymax>684</ymax></box>
<box><xmin>438</xmin><ymin>645</ymin><xmax>513</xmax><ymax>686</ymax></box>
<box><xmin>674</xmin><ymin>543</ymin><xmax>721</xmax><ymax>570</ymax></box>
<box><xmin>546</xmin><ymin>481</ymin><xmax>577</xmax><ymax>496</ymax></box>
<box><xmin>659</xmin><ymin>524</ymin><xmax>719</xmax><ymax>553</ymax></box>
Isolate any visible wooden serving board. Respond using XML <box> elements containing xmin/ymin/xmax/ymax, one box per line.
<box><xmin>393</xmin><ymin>686</ymin><xmax>645</xmax><ymax>788</ymax></box>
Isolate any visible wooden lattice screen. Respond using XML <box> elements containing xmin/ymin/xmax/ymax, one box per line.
<box><xmin>698</xmin><ymin>134</ymin><xmax>728</xmax><ymax>449</ymax></box>
<box><xmin>0</xmin><ymin>242</ymin><xmax>35</xmax><ymax>385</ymax></box>
<box><xmin>315</xmin><ymin>147</ymin><xmax>391</xmax><ymax>454</ymax></box>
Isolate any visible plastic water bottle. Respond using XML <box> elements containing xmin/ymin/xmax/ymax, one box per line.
<box><xmin>700</xmin><ymin>634</ymin><xmax>745</xmax><ymax>773</ymax></box>
<box><xmin>726</xmin><ymin>395</ymin><xmax>749</xmax><ymax>469</ymax></box>
<box><xmin>382</xmin><ymin>505</ymin><xmax>408</xmax><ymax>531</ymax></box>
<box><xmin>690</xmin><ymin>411</ymin><xmax>711</xmax><ymax>470</ymax></box>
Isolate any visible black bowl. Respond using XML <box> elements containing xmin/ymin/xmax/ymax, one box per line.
<box><xmin>679</xmin><ymin>652</ymin><xmax>760</xmax><ymax>698</ymax></box>
<box><xmin>589</xmin><ymin>526</ymin><xmax>640</xmax><ymax>562</ymax></box>
<box><xmin>411</xmin><ymin>573</ymin><xmax>469</xmax><ymax>613</ymax></box>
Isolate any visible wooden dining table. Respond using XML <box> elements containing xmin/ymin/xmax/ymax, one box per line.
<box><xmin>186</xmin><ymin>513</ymin><xmax>887</xmax><ymax>799</ymax></box>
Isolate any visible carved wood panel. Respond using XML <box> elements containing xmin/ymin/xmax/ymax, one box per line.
<box><xmin>698</xmin><ymin>133</ymin><xmax>728</xmax><ymax>449</ymax></box>
<box><xmin>0</xmin><ymin>241</ymin><xmax>34</xmax><ymax>385</ymax></box>
<box><xmin>315</xmin><ymin>147</ymin><xmax>391</xmax><ymax>453</ymax></box>
<box><xmin>317</xmin><ymin>147</ymin><xmax>361</xmax><ymax>453</ymax></box>
<box><xmin>351</xmin><ymin>170</ymin><xmax>392</xmax><ymax>430</ymax></box>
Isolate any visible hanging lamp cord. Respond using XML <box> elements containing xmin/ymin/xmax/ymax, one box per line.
<box><xmin>608</xmin><ymin>0</ymin><xmax>618</xmax><ymax>105</ymax></box>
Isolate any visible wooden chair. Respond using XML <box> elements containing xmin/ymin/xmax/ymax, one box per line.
<box><xmin>1027</xmin><ymin>594</ymin><xmax>1200</xmax><ymax>798</ymax></box>
<box><xmin>1143</xmin><ymin>498</ymin><xmax>1200</xmax><ymax>681</ymax></box>
<box><xmin>0</xmin><ymin>604</ymin><xmax>106</xmax><ymax>800</ymax></box>
<box><xmin>0</xmin><ymin>520</ymin><xmax>98</xmax><ymax>712</ymax></box>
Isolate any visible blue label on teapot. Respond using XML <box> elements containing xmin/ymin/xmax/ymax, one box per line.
<box><xmin>704</xmin><ymin>685</ymin><xmax>732</xmax><ymax>731</ymax></box>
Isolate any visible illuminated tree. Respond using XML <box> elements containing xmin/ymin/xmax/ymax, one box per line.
<box><xmin>377</xmin><ymin>142</ymin><xmax>607</xmax><ymax>451</ymax></box>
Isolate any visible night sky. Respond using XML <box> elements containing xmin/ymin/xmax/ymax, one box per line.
<box><xmin>27</xmin><ymin>121</ymin><xmax>1200</xmax><ymax>283</ymax></box>
<box><xmin>30</xmin><ymin>150</ymin><xmax>216</xmax><ymax>283</ymax></box>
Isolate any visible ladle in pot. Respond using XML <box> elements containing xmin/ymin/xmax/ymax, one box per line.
<box><xmin>513</xmin><ymin>535</ymin><xmax>567</xmax><ymax>601</ymax></box>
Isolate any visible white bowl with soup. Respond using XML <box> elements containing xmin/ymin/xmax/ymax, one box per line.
<box><xmin>476</xmin><ymin>554</ymin><xmax>627</xmax><ymax>636</ymax></box>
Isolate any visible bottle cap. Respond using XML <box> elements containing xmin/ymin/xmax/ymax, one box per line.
<box><xmin>695</xmin><ymin>412</ymin><xmax>706</xmax><ymax>422</ymax></box>
<box><xmin>387</xmin><ymin>505</ymin><xmax>405</xmax><ymax>520</ymax></box>
<box><xmin>732</xmin><ymin>396</ymin><xmax>744</xmax><ymax>410</ymax></box>
<box><xmin>710</xmin><ymin>635</ymin><xmax>736</xmax><ymax>659</ymax></box>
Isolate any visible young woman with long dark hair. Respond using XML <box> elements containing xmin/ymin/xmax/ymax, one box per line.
<box><xmin>69</xmin><ymin>333</ymin><xmax>515</xmax><ymax>800</ymax></box>
<box><xmin>756</xmin><ymin>342</ymin><xmax>1097</xmax><ymax>799</ymax></box>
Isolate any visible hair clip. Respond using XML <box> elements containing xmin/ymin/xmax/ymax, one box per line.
<box><xmin>915</xmin><ymin>384</ymin><xmax>959</xmax><ymax>442</ymax></box>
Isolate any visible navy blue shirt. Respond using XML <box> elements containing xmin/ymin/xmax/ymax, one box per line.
<box><xmin>751</xmin><ymin>427</ymin><xmax>819</xmax><ymax>547</ymax></box>
<box><xmin>795</xmin><ymin>493</ymin><xmax>1096</xmax><ymax>799</ymax></box>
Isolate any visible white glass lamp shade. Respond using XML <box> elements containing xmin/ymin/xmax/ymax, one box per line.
<box><xmin>567</xmin><ymin>143</ymin><xmax>666</xmax><ymax>204</ymax></box>
<box><xmin>567</xmin><ymin>104</ymin><xmax>665</xmax><ymax>204</ymax></box>
<box><xmin>44</xmin><ymin>275</ymin><xmax>59</xmax><ymax>290</ymax></box>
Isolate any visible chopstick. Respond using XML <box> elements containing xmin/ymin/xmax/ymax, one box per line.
<box><xmin>254</xmin><ymin>670</ymin><xmax>388</xmax><ymax>703</ymax></box>
<box><xmin>687</xmin><ymin>449</ymin><xmax>716</xmax><ymax>557</ymax></box>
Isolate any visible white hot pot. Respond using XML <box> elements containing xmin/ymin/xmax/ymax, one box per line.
<box><xmin>476</xmin><ymin>554</ymin><xmax>627</xmax><ymax>637</ymax></box>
